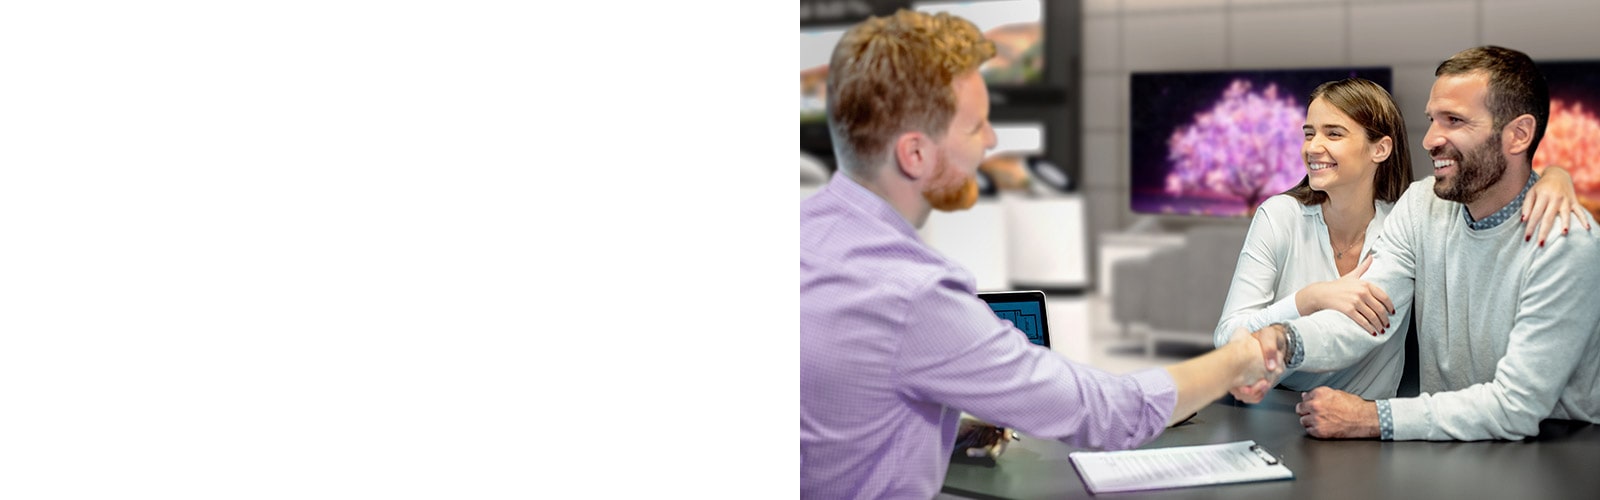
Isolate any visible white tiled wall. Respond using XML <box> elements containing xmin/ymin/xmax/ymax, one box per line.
<box><xmin>1080</xmin><ymin>74</ymin><xmax>1124</xmax><ymax>130</ymax></box>
<box><xmin>1122</xmin><ymin>13</ymin><xmax>1228</xmax><ymax>71</ymax></box>
<box><xmin>1081</xmin><ymin>17</ymin><xmax>1120</xmax><ymax>72</ymax></box>
<box><xmin>1080</xmin><ymin>133</ymin><xmax>1120</xmax><ymax>189</ymax></box>
<box><xmin>1349</xmin><ymin>3</ymin><xmax>1477</xmax><ymax>65</ymax></box>
<box><xmin>1080</xmin><ymin>0</ymin><xmax>1600</xmax><ymax>289</ymax></box>
<box><xmin>1124</xmin><ymin>0</ymin><xmax>1227</xmax><ymax>13</ymax></box>
<box><xmin>1227</xmin><ymin>6</ymin><xmax>1347</xmax><ymax>67</ymax></box>
<box><xmin>1483</xmin><ymin>0</ymin><xmax>1600</xmax><ymax>59</ymax></box>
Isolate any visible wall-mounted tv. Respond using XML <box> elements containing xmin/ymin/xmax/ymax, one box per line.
<box><xmin>912</xmin><ymin>0</ymin><xmax>1043</xmax><ymax>86</ymax></box>
<box><xmin>1534</xmin><ymin>60</ymin><xmax>1600</xmax><ymax>220</ymax></box>
<box><xmin>800</xmin><ymin>27</ymin><xmax>847</xmax><ymax>124</ymax></box>
<box><xmin>1130</xmin><ymin>67</ymin><xmax>1393</xmax><ymax>217</ymax></box>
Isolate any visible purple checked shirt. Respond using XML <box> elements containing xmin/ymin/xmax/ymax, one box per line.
<box><xmin>800</xmin><ymin>174</ymin><xmax>1178</xmax><ymax>499</ymax></box>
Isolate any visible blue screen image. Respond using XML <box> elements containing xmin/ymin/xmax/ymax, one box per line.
<box><xmin>988</xmin><ymin>301</ymin><xmax>1044</xmax><ymax>346</ymax></box>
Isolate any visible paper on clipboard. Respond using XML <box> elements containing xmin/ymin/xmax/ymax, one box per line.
<box><xmin>1068</xmin><ymin>440</ymin><xmax>1293</xmax><ymax>494</ymax></box>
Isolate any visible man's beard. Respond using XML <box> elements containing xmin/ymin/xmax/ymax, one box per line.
<box><xmin>1432</xmin><ymin>133</ymin><xmax>1507</xmax><ymax>204</ymax></box>
<box><xmin>922</xmin><ymin>151</ymin><xmax>979</xmax><ymax>211</ymax></box>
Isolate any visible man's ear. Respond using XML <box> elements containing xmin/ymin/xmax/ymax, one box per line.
<box><xmin>1503</xmin><ymin>114</ymin><xmax>1536</xmax><ymax>157</ymax></box>
<box><xmin>893</xmin><ymin>131</ymin><xmax>935</xmax><ymax>180</ymax></box>
<box><xmin>1371</xmin><ymin>135</ymin><xmax>1393</xmax><ymax>163</ymax></box>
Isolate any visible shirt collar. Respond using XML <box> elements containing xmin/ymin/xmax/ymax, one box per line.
<box><xmin>828</xmin><ymin>173</ymin><xmax>920</xmax><ymax>240</ymax></box>
<box><xmin>1463</xmin><ymin>172</ymin><xmax>1538</xmax><ymax>230</ymax></box>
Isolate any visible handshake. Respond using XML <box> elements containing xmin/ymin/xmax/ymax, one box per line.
<box><xmin>1226</xmin><ymin>324</ymin><xmax>1292</xmax><ymax>404</ymax></box>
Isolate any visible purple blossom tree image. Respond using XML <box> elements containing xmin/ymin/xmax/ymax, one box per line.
<box><xmin>1162</xmin><ymin>79</ymin><xmax>1306</xmax><ymax>215</ymax></box>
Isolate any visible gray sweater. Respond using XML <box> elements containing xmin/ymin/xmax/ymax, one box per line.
<box><xmin>1288</xmin><ymin>176</ymin><xmax>1600</xmax><ymax>441</ymax></box>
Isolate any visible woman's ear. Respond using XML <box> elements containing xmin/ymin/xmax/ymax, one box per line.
<box><xmin>1371</xmin><ymin>135</ymin><xmax>1393</xmax><ymax>163</ymax></box>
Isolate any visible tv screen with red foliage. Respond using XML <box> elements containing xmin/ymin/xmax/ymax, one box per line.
<box><xmin>1535</xmin><ymin>60</ymin><xmax>1600</xmax><ymax>219</ymax></box>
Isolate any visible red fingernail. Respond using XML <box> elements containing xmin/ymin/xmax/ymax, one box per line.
<box><xmin>1565</xmin><ymin>228</ymin><xmax>1569</xmax><ymax>235</ymax></box>
<box><xmin>1526</xmin><ymin>235</ymin><xmax>1532</xmax><ymax>242</ymax></box>
<box><xmin>1540</xmin><ymin>240</ymin><xmax>1545</xmax><ymax>247</ymax></box>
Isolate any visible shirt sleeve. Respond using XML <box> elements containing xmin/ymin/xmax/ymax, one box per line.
<box><xmin>1386</xmin><ymin>233</ymin><xmax>1600</xmax><ymax>441</ymax></box>
<box><xmin>1213</xmin><ymin>201</ymin><xmax>1301</xmax><ymax>348</ymax></box>
<box><xmin>1287</xmin><ymin>187</ymin><xmax>1419</xmax><ymax>373</ymax></box>
<box><xmin>894</xmin><ymin>273</ymin><xmax>1177</xmax><ymax>451</ymax></box>
<box><xmin>1376</xmin><ymin>399</ymin><xmax>1395</xmax><ymax>440</ymax></box>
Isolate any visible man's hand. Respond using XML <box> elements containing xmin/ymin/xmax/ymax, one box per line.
<box><xmin>1295</xmin><ymin>387</ymin><xmax>1380</xmax><ymax>439</ymax></box>
<box><xmin>955</xmin><ymin>418</ymin><xmax>1018</xmax><ymax>459</ymax></box>
<box><xmin>1296</xmin><ymin>255</ymin><xmax>1394</xmax><ymax>335</ymax></box>
<box><xmin>1226</xmin><ymin>328</ymin><xmax>1283</xmax><ymax>404</ymax></box>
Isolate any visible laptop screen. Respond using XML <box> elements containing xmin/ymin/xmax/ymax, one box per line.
<box><xmin>979</xmin><ymin>291</ymin><xmax>1050</xmax><ymax>348</ymax></box>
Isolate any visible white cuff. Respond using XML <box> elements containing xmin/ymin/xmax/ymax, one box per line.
<box><xmin>1244</xmin><ymin>294</ymin><xmax>1304</xmax><ymax>333</ymax></box>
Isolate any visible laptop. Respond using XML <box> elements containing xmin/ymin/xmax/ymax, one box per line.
<box><xmin>978</xmin><ymin>290</ymin><xmax>1050</xmax><ymax>348</ymax></box>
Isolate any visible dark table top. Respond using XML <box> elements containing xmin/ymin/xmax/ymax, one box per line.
<box><xmin>942</xmin><ymin>389</ymin><xmax>1600</xmax><ymax>499</ymax></box>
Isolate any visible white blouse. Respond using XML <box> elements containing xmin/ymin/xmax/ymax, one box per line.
<box><xmin>1212</xmin><ymin>194</ymin><xmax>1409</xmax><ymax>400</ymax></box>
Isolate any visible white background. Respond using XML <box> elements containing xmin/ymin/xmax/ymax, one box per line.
<box><xmin>0</xmin><ymin>0</ymin><xmax>789</xmax><ymax>497</ymax></box>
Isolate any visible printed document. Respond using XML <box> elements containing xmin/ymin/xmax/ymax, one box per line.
<box><xmin>1069</xmin><ymin>440</ymin><xmax>1293</xmax><ymax>493</ymax></box>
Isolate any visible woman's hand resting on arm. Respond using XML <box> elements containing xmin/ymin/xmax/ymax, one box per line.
<box><xmin>1294</xmin><ymin>255</ymin><xmax>1394</xmax><ymax>336</ymax></box>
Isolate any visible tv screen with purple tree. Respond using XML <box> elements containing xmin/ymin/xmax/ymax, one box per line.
<box><xmin>1130</xmin><ymin>67</ymin><xmax>1392</xmax><ymax>217</ymax></box>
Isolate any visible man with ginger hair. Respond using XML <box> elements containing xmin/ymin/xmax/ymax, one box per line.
<box><xmin>800</xmin><ymin>10</ymin><xmax>1281</xmax><ymax>498</ymax></box>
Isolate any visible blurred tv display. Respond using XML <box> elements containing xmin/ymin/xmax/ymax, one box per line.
<box><xmin>1535</xmin><ymin>60</ymin><xmax>1600</xmax><ymax>219</ymax></box>
<box><xmin>800</xmin><ymin>0</ymin><xmax>1042</xmax><ymax>125</ymax></box>
<box><xmin>1130</xmin><ymin>67</ymin><xmax>1393</xmax><ymax>217</ymax></box>
<box><xmin>799</xmin><ymin>28</ymin><xmax>846</xmax><ymax>124</ymax></box>
<box><xmin>912</xmin><ymin>0</ymin><xmax>1043</xmax><ymax>86</ymax></box>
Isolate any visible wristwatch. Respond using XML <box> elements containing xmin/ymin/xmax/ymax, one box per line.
<box><xmin>1277</xmin><ymin>322</ymin><xmax>1305</xmax><ymax>370</ymax></box>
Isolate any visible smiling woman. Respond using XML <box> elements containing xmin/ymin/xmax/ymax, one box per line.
<box><xmin>1302</xmin><ymin>97</ymin><xmax>1392</xmax><ymax>221</ymax></box>
<box><xmin>1213</xmin><ymin>78</ymin><xmax>1414</xmax><ymax>402</ymax></box>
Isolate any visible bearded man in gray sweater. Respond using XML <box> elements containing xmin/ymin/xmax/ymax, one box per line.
<box><xmin>1235</xmin><ymin>45</ymin><xmax>1600</xmax><ymax>441</ymax></box>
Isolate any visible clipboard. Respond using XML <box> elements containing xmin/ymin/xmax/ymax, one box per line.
<box><xmin>1068</xmin><ymin>440</ymin><xmax>1293</xmax><ymax>494</ymax></box>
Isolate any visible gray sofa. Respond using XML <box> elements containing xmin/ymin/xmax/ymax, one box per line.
<box><xmin>1111</xmin><ymin>224</ymin><xmax>1249</xmax><ymax>356</ymax></box>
